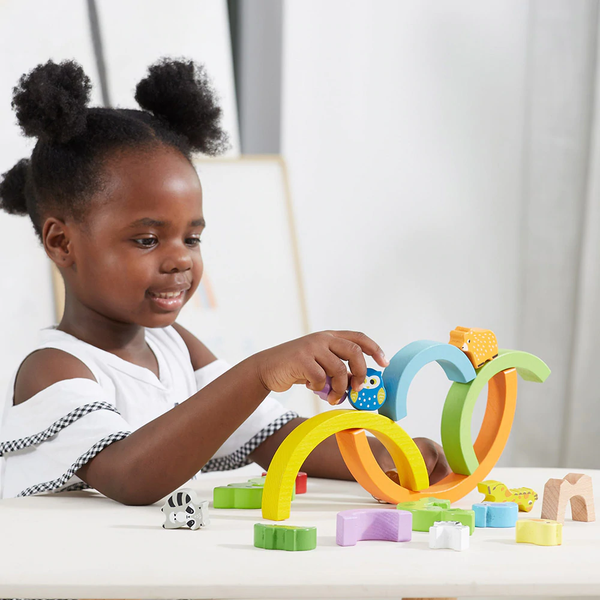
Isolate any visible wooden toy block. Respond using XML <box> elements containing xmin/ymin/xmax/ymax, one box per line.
<box><xmin>336</xmin><ymin>508</ymin><xmax>412</xmax><ymax>546</ymax></box>
<box><xmin>442</xmin><ymin>350</ymin><xmax>550</xmax><ymax>476</ymax></box>
<box><xmin>349</xmin><ymin>368</ymin><xmax>387</xmax><ymax>411</ymax></box>
<box><xmin>396</xmin><ymin>497</ymin><xmax>475</xmax><ymax>533</ymax></box>
<box><xmin>429</xmin><ymin>521</ymin><xmax>470</xmax><ymax>551</ymax></box>
<box><xmin>254</xmin><ymin>523</ymin><xmax>317</xmax><ymax>551</ymax></box>
<box><xmin>472</xmin><ymin>502</ymin><xmax>518</xmax><ymax>528</ymax></box>
<box><xmin>261</xmin><ymin>410</ymin><xmax>429</xmax><ymax>521</ymax></box>
<box><xmin>449</xmin><ymin>327</ymin><xmax>498</xmax><ymax>369</ymax></box>
<box><xmin>161</xmin><ymin>488</ymin><xmax>209</xmax><ymax>530</ymax></box>
<box><xmin>263</xmin><ymin>471</ymin><xmax>307</xmax><ymax>494</ymax></box>
<box><xmin>541</xmin><ymin>473</ymin><xmax>595</xmax><ymax>523</ymax></box>
<box><xmin>516</xmin><ymin>519</ymin><xmax>562</xmax><ymax>546</ymax></box>
<box><xmin>215</xmin><ymin>478</ymin><xmax>295</xmax><ymax>509</ymax></box>
<box><xmin>478</xmin><ymin>480</ymin><xmax>538</xmax><ymax>512</ymax></box>
<box><xmin>314</xmin><ymin>375</ymin><xmax>348</xmax><ymax>405</ymax></box>
<box><xmin>379</xmin><ymin>340</ymin><xmax>476</xmax><ymax>422</ymax></box>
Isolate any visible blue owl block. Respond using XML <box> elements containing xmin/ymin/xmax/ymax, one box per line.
<box><xmin>349</xmin><ymin>368</ymin><xmax>387</xmax><ymax>411</ymax></box>
<box><xmin>473</xmin><ymin>502</ymin><xmax>518</xmax><ymax>528</ymax></box>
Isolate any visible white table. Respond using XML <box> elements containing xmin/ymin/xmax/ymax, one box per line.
<box><xmin>0</xmin><ymin>467</ymin><xmax>598</xmax><ymax>599</ymax></box>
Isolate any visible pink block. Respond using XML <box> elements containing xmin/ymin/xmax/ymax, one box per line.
<box><xmin>336</xmin><ymin>509</ymin><xmax>412</xmax><ymax>546</ymax></box>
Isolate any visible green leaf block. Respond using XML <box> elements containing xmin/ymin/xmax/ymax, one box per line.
<box><xmin>396</xmin><ymin>497</ymin><xmax>475</xmax><ymax>534</ymax></box>
<box><xmin>214</xmin><ymin>478</ymin><xmax>294</xmax><ymax>509</ymax></box>
<box><xmin>254</xmin><ymin>523</ymin><xmax>317</xmax><ymax>551</ymax></box>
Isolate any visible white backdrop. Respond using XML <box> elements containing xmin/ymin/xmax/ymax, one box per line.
<box><xmin>282</xmin><ymin>0</ymin><xmax>529</xmax><ymax>456</ymax></box>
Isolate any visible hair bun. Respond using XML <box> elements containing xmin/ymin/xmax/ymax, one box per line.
<box><xmin>0</xmin><ymin>159</ymin><xmax>30</xmax><ymax>216</ymax></box>
<box><xmin>135</xmin><ymin>58</ymin><xmax>229</xmax><ymax>155</ymax></box>
<box><xmin>12</xmin><ymin>60</ymin><xmax>91</xmax><ymax>144</ymax></box>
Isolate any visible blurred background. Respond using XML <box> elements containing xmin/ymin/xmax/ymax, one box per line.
<box><xmin>1</xmin><ymin>0</ymin><xmax>598</xmax><ymax>471</ymax></box>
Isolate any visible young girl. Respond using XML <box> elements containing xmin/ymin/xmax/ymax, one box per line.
<box><xmin>0</xmin><ymin>58</ymin><xmax>449</xmax><ymax>504</ymax></box>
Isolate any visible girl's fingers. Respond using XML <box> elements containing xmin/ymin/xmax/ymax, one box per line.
<box><xmin>328</xmin><ymin>330</ymin><xmax>388</xmax><ymax>368</ymax></box>
<box><xmin>302</xmin><ymin>361</ymin><xmax>327</xmax><ymax>394</ymax></box>
<box><xmin>315</xmin><ymin>354</ymin><xmax>351</xmax><ymax>404</ymax></box>
<box><xmin>327</xmin><ymin>336</ymin><xmax>368</xmax><ymax>391</ymax></box>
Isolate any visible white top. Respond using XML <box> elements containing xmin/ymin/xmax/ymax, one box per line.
<box><xmin>0</xmin><ymin>325</ymin><xmax>296</xmax><ymax>499</ymax></box>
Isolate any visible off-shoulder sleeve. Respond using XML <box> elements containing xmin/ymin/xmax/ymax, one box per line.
<box><xmin>194</xmin><ymin>359</ymin><xmax>298</xmax><ymax>472</ymax></box>
<box><xmin>0</xmin><ymin>378</ymin><xmax>132</xmax><ymax>498</ymax></box>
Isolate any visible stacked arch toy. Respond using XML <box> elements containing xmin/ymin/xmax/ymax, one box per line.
<box><xmin>261</xmin><ymin>328</ymin><xmax>550</xmax><ymax>521</ymax></box>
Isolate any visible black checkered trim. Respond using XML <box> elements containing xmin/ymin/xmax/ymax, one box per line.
<box><xmin>16</xmin><ymin>431</ymin><xmax>131</xmax><ymax>497</ymax></box>
<box><xmin>0</xmin><ymin>401</ymin><xmax>119</xmax><ymax>456</ymax></box>
<box><xmin>201</xmin><ymin>411</ymin><xmax>298</xmax><ymax>472</ymax></box>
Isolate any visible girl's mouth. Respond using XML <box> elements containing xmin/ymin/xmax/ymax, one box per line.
<box><xmin>148</xmin><ymin>290</ymin><xmax>185</xmax><ymax>311</ymax></box>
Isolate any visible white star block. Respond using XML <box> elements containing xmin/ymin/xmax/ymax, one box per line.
<box><xmin>428</xmin><ymin>521</ymin><xmax>470</xmax><ymax>551</ymax></box>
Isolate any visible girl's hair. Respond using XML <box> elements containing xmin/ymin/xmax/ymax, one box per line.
<box><xmin>0</xmin><ymin>58</ymin><xmax>229</xmax><ymax>241</ymax></box>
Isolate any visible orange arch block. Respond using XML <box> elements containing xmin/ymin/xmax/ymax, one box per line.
<box><xmin>336</xmin><ymin>368</ymin><xmax>518</xmax><ymax>503</ymax></box>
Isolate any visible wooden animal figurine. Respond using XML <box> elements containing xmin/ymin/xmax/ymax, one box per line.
<box><xmin>349</xmin><ymin>368</ymin><xmax>387</xmax><ymax>411</ymax></box>
<box><xmin>336</xmin><ymin>509</ymin><xmax>412</xmax><ymax>546</ymax></box>
<box><xmin>541</xmin><ymin>473</ymin><xmax>595</xmax><ymax>523</ymax></box>
<box><xmin>161</xmin><ymin>488</ymin><xmax>209</xmax><ymax>530</ymax></box>
<box><xmin>516</xmin><ymin>519</ymin><xmax>562</xmax><ymax>546</ymax></box>
<box><xmin>396</xmin><ymin>497</ymin><xmax>475</xmax><ymax>533</ymax></box>
<box><xmin>449</xmin><ymin>327</ymin><xmax>498</xmax><ymax>369</ymax></box>
<box><xmin>215</xmin><ymin>478</ymin><xmax>295</xmax><ymax>509</ymax></box>
<box><xmin>429</xmin><ymin>521</ymin><xmax>470</xmax><ymax>551</ymax></box>
<box><xmin>472</xmin><ymin>502</ymin><xmax>518</xmax><ymax>528</ymax></box>
<box><xmin>478</xmin><ymin>480</ymin><xmax>538</xmax><ymax>512</ymax></box>
<box><xmin>254</xmin><ymin>523</ymin><xmax>317</xmax><ymax>551</ymax></box>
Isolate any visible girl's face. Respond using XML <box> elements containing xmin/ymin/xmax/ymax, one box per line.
<box><xmin>63</xmin><ymin>146</ymin><xmax>205</xmax><ymax>329</ymax></box>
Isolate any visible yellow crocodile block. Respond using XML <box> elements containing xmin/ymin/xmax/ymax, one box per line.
<box><xmin>516</xmin><ymin>519</ymin><xmax>562</xmax><ymax>546</ymax></box>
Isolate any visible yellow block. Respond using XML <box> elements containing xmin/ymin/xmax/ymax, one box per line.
<box><xmin>516</xmin><ymin>519</ymin><xmax>562</xmax><ymax>546</ymax></box>
<box><xmin>261</xmin><ymin>410</ymin><xmax>429</xmax><ymax>521</ymax></box>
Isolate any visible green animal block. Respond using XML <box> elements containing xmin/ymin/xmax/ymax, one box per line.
<box><xmin>254</xmin><ymin>523</ymin><xmax>317</xmax><ymax>551</ymax></box>
<box><xmin>396</xmin><ymin>497</ymin><xmax>475</xmax><ymax>534</ymax></box>
<box><xmin>214</xmin><ymin>478</ymin><xmax>294</xmax><ymax>509</ymax></box>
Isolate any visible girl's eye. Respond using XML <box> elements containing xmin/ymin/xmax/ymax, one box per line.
<box><xmin>186</xmin><ymin>237</ymin><xmax>202</xmax><ymax>247</ymax></box>
<box><xmin>134</xmin><ymin>238</ymin><xmax>157</xmax><ymax>247</ymax></box>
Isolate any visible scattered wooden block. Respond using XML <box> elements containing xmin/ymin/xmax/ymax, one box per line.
<box><xmin>429</xmin><ymin>521</ymin><xmax>470</xmax><ymax>551</ymax></box>
<box><xmin>254</xmin><ymin>523</ymin><xmax>317</xmax><ymax>551</ymax></box>
<box><xmin>263</xmin><ymin>471</ymin><xmax>307</xmax><ymax>494</ymax></box>
<box><xmin>214</xmin><ymin>479</ymin><xmax>295</xmax><ymax>509</ymax></box>
<box><xmin>396</xmin><ymin>497</ymin><xmax>475</xmax><ymax>533</ymax></box>
<box><xmin>516</xmin><ymin>519</ymin><xmax>562</xmax><ymax>546</ymax></box>
<box><xmin>541</xmin><ymin>473</ymin><xmax>595</xmax><ymax>523</ymax></box>
<box><xmin>472</xmin><ymin>502</ymin><xmax>518</xmax><ymax>528</ymax></box>
<box><xmin>336</xmin><ymin>508</ymin><xmax>412</xmax><ymax>546</ymax></box>
<box><xmin>478</xmin><ymin>480</ymin><xmax>538</xmax><ymax>512</ymax></box>
<box><xmin>161</xmin><ymin>488</ymin><xmax>209</xmax><ymax>530</ymax></box>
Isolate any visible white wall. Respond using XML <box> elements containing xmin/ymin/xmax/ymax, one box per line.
<box><xmin>282</xmin><ymin>0</ymin><xmax>529</xmax><ymax>451</ymax></box>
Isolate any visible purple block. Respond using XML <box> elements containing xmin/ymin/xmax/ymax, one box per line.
<box><xmin>336</xmin><ymin>509</ymin><xmax>412</xmax><ymax>546</ymax></box>
<box><xmin>315</xmin><ymin>375</ymin><xmax>348</xmax><ymax>405</ymax></box>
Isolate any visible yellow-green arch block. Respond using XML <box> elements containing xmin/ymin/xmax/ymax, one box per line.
<box><xmin>261</xmin><ymin>410</ymin><xmax>429</xmax><ymax>521</ymax></box>
<box><xmin>441</xmin><ymin>349</ymin><xmax>550</xmax><ymax>475</ymax></box>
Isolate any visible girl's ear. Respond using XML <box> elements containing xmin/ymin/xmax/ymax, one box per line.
<box><xmin>43</xmin><ymin>217</ymin><xmax>75</xmax><ymax>268</ymax></box>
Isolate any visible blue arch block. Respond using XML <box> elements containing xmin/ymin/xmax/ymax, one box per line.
<box><xmin>380</xmin><ymin>341</ymin><xmax>477</xmax><ymax>422</ymax></box>
<box><xmin>473</xmin><ymin>502</ymin><xmax>518</xmax><ymax>528</ymax></box>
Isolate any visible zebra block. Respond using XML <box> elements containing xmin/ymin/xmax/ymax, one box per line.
<box><xmin>161</xmin><ymin>488</ymin><xmax>209</xmax><ymax>530</ymax></box>
<box><xmin>429</xmin><ymin>521</ymin><xmax>470</xmax><ymax>551</ymax></box>
<box><xmin>397</xmin><ymin>497</ymin><xmax>475</xmax><ymax>534</ymax></box>
<box><xmin>254</xmin><ymin>523</ymin><xmax>317</xmax><ymax>551</ymax></box>
<box><xmin>336</xmin><ymin>508</ymin><xmax>412</xmax><ymax>546</ymax></box>
<box><xmin>516</xmin><ymin>519</ymin><xmax>562</xmax><ymax>546</ymax></box>
<box><xmin>473</xmin><ymin>502</ymin><xmax>518</xmax><ymax>528</ymax></box>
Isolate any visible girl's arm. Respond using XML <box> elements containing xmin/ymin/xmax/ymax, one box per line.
<box><xmin>75</xmin><ymin>330</ymin><xmax>385</xmax><ymax>504</ymax></box>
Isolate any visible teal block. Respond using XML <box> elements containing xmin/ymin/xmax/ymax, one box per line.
<box><xmin>380</xmin><ymin>341</ymin><xmax>476</xmax><ymax>421</ymax></box>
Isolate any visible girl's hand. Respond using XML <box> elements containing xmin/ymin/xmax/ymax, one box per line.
<box><xmin>384</xmin><ymin>438</ymin><xmax>452</xmax><ymax>487</ymax></box>
<box><xmin>253</xmin><ymin>330</ymin><xmax>389</xmax><ymax>404</ymax></box>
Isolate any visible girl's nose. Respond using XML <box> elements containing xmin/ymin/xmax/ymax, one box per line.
<box><xmin>160</xmin><ymin>245</ymin><xmax>193</xmax><ymax>273</ymax></box>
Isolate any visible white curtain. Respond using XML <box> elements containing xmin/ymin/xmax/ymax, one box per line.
<box><xmin>512</xmin><ymin>0</ymin><xmax>600</xmax><ymax>468</ymax></box>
